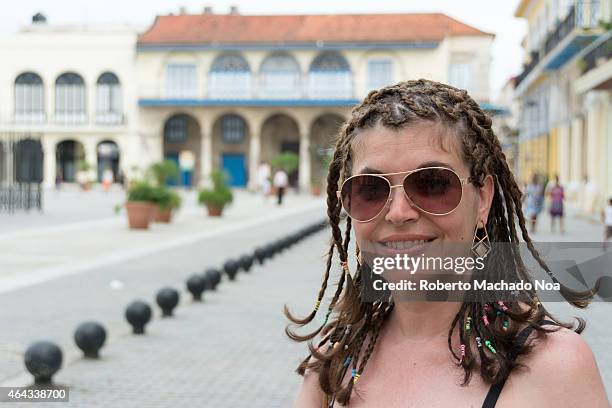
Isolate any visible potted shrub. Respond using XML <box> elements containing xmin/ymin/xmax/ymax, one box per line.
<box><xmin>198</xmin><ymin>170</ymin><xmax>233</xmax><ymax>216</ymax></box>
<box><xmin>150</xmin><ymin>186</ymin><xmax>174</xmax><ymax>223</ymax></box>
<box><xmin>77</xmin><ymin>160</ymin><xmax>94</xmax><ymax>191</ymax></box>
<box><xmin>125</xmin><ymin>181</ymin><xmax>155</xmax><ymax>229</ymax></box>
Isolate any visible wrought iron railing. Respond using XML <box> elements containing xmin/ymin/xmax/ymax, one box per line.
<box><xmin>580</xmin><ymin>31</ymin><xmax>612</xmax><ymax>74</ymax></box>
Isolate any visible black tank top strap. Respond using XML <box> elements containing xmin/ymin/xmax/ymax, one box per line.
<box><xmin>481</xmin><ymin>319</ymin><xmax>560</xmax><ymax>408</ymax></box>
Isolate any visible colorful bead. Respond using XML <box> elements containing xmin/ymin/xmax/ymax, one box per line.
<box><xmin>497</xmin><ymin>301</ymin><xmax>508</xmax><ymax>311</ymax></box>
<box><xmin>485</xmin><ymin>340</ymin><xmax>497</xmax><ymax>354</ymax></box>
<box><xmin>482</xmin><ymin>315</ymin><xmax>489</xmax><ymax>326</ymax></box>
<box><xmin>343</xmin><ymin>357</ymin><xmax>352</xmax><ymax>367</ymax></box>
<box><xmin>503</xmin><ymin>320</ymin><xmax>510</xmax><ymax>329</ymax></box>
<box><xmin>314</xmin><ymin>300</ymin><xmax>321</xmax><ymax>310</ymax></box>
<box><xmin>353</xmin><ymin>373</ymin><xmax>361</xmax><ymax>384</ymax></box>
<box><xmin>459</xmin><ymin>344</ymin><xmax>466</xmax><ymax>363</ymax></box>
<box><xmin>465</xmin><ymin>317</ymin><xmax>472</xmax><ymax>332</ymax></box>
<box><xmin>496</xmin><ymin>310</ymin><xmax>502</xmax><ymax>317</ymax></box>
<box><xmin>483</xmin><ymin>303</ymin><xmax>491</xmax><ymax>312</ymax></box>
<box><xmin>476</xmin><ymin>337</ymin><xmax>482</xmax><ymax>349</ymax></box>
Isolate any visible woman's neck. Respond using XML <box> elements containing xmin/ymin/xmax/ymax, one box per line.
<box><xmin>386</xmin><ymin>300</ymin><xmax>462</xmax><ymax>343</ymax></box>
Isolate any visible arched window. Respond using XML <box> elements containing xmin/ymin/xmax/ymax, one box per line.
<box><xmin>14</xmin><ymin>73</ymin><xmax>45</xmax><ymax>123</ymax></box>
<box><xmin>221</xmin><ymin>115</ymin><xmax>246</xmax><ymax>144</ymax></box>
<box><xmin>259</xmin><ymin>52</ymin><xmax>301</xmax><ymax>99</ymax></box>
<box><xmin>96</xmin><ymin>72</ymin><xmax>122</xmax><ymax>124</ymax></box>
<box><xmin>164</xmin><ymin>115</ymin><xmax>189</xmax><ymax>144</ymax></box>
<box><xmin>308</xmin><ymin>52</ymin><xmax>352</xmax><ymax>99</ymax></box>
<box><xmin>55</xmin><ymin>73</ymin><xmax>86</xmax><ymax>124</ymax></box>
<box><xmin>367</xmin><ymin>59</ymin><xmax>394</xmax><ymax>91</ymax></box>
<box><xmin>208</xmin><ymin>53</ymin><xmax>251</xmax><ymax>99</ymax></box>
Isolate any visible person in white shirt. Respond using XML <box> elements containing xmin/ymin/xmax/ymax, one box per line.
<box><xmin>273</xmin><ymin>169</ymin><xmax>288</xmax><ymax>205</ymax></box>
<box><xmin>602</xmin><ymin>197</ymin><xmax>612</xmax><ymax>250</ymax></box>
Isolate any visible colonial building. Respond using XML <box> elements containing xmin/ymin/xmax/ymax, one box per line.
<box><xmin>0</xmin><ymin>15</ymin><xmax>143</xmax><ymax>188</ymax></box>
<box><xmin>1</xmin><ymin>10</ymin><xmax>495</xmax><ymax>191</ymax></box>
<box><xmin>514</xmin><ymin>0</ymin><xmax>611</xmax><ymax>213</ymax></box>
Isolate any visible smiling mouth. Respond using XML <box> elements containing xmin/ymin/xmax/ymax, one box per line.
<box><xmin>378</xmin><ymin>238</ymin><xmax>436</xmax><ymax>252</ymax></box>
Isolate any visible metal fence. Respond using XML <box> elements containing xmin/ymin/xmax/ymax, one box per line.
<box><xmin>0</xmin><ymin>132</ymin><xmax>44</xmax><ymax>213</ymax></box>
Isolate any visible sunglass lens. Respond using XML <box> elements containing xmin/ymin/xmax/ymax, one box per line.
<box><xmin>403</xmin><ymin>168</ymin><xmax>462</xmax><ymax>214</ymax></box>
<box><xmin>341</xmin><ymin>176</ymin><xmax>390</xmax><ymax>221</ymax></box>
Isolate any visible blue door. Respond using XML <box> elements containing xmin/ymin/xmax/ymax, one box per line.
<box><xmin>222</xmin><ymin>153</ymin><xmax>246</xmax><ymax>187</ymax></box>
<box><xmin>164</xmin><ymin>153</ymin><xmax>179</xmax><ymax>186</ymax></box>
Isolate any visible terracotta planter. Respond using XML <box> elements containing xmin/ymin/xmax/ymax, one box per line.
<box><xmin>311</xmin><ymin>185</ymin><xmax>322</xmax><ymax>196</ymax></box>
<box><xmin>206</xmin><ymin>204</ymin><xmax>224</xmax><ymax>217</ymax></box>
<box><xmin>151</xmin><ymin>205</ymin><xmax>172</xmax><ymax>223</ymax></box>
<box><xmin>125</xmin><ymin>201</ymin><xmax>153</xmax><ymax>229</ymax></box>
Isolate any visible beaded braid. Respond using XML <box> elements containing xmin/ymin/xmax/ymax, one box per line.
<box><xmin>285</xmin><ymin>79</ymin><xmax>595</xmax><ymax>406</ymax></box>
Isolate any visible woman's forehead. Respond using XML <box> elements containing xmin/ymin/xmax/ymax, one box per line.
<box><xmin>351</xmin><ymin>124</ymin><xmax>465</xmax><ymax>173</ymax></box>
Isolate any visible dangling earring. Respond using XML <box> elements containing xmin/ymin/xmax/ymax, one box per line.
<box><xmin>471</xmin><ymin>220</ymin><xmax>491</xmax><ymax>259</ymax></box>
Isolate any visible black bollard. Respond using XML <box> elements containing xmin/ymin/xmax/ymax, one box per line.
<box><xmin>24</xmin><ymin>341</ymin><xmax>63</xmax><ymax>385</ymax></box>
<box><xmin>156</xmin><ymin>287</ymin><xmax>180</xmax><ymax>317</ymax></box>
<box><xmin>74</xmin><ymin>322</ymin><xmax>106</xmax><ymax>358</ymax></box>
<box><xmin>253</xmin><ymin>247</ymin><xmax>266</xmax><ymax>265</ymax></box>
<box><xmin>204</xmin><ymin>268</ymin><xmax>222</xmax><ymax>290</ymax></box>
<box><xmin>125</xmin><ymin>300</ymin><xmax>152</xmax><ymax>334</ymax></box>
<box><xmin>239</xmin><ymin>254</ymin><xmax>253</xmax><ymax>272</ymax></box>
<box><xmin>224</xmin><ymin>259</ymin><xmax>239</xmax><ymax>281</ymax></box>
<box><xmin>186</xmin><ymin>274</ymin><xmax>206</xmax><ymax>301</ymax></box>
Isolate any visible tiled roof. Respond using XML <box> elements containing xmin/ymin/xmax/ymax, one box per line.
<box><xmin>138</xmin><ymin>13</ymin><xmax>493</xmax><ymax>45</ymax></box>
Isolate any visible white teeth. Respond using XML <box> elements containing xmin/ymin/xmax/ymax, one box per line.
<box><xmin>382</xmin><ymin>240</ymin><xmax>429</xmax><ymax>250</ymax></box>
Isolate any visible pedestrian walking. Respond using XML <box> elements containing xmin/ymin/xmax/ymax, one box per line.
<box><xmin>524</xmin><ymin>173</ymin><xmax>544</xmax><ymax>233</ymax></box>
<box><xmin>602</xmin><ymin>197</ymin><xmax>612</xmax><ymax>251</ymax></box>
<box><xmin>547</xmin><ymin>174</ymin><xmax>565</xmax><ymax>234</ymax></box>
<box><xmin>257</xmin><ymin>161</ymin><xmax>272</xmax><ymax>199</ymax></box>
<box><xmin>273</xmin><ymin>168</ymin><xmax>288</xmax><ymax>206</ymax></box>
<box><xmin>102</xmin><ymin>167</ymin><xmax>114</xmax><ymax>192</ymax></box>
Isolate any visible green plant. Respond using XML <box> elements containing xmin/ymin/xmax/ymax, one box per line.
<box><xmin>198</xmin><ymin>170</ymin><xmax>233</xmax><ymax>208</ymax></box>
<box><xmin>576</xmin><ymin>58</ymin><xmax>587</xmax><ymax>73</ymax></box>
<box><xmin>77</xmin><ymin>160</ymin><xmax>92</xmax><ymax>172</ymax></box>
<box><xmin>270</xmin><ymin>152</ymin><xmax>299</xmax><ymax>173</ymax></box>
<box><xmin>169</xmin><ymin>190</ymin><xmax>182</xmax><ymax>209</ymax></box>
<box><xmin>127</xmin><ymin>181</ymin><xmax>156</xmax><ymax>202</ymax></box>
<box><xmin>148</xmin><ymin>160</ymin><xmax>179</xmax><ymax>186</ymax></box>
<box><xmin>598</xmin><ymin>19</ymin><xmax>612</xmax><ymax>30</ymax></box>
<box><xmin>150</xmin><ymin>186</ymin><xmax>174</xmax><ymax>210</ymax></box>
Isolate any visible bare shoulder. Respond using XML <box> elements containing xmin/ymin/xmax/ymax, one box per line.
<box><xmin>293</xmin><ymin>368</ymin><xmax>324</xmax><ymax>408</ymax></box>
<box><xmin>507</xmin><ymin>324</ymin><xmax>610</xmax><ymax>407</ymax></box>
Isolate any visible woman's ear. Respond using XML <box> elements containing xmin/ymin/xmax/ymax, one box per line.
<box><xmin>478</xmin><ymin>174</ymin><xmax>495</xmax><ymax>223</ymax></box>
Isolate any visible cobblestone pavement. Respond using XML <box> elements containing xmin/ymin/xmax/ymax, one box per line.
<box><xmin>0</xmin><ymin>207</ymin><xmax>332</xmax><ymax>407</ymax></box>
<box><xmin>0</xmin><ymin>199</ymin><xmax>610</xmax><ymax>406</ymax></box>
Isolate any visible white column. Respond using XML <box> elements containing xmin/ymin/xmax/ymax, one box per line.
<box><xmin>42</xmin><ymin>136</ymin><xmax>56</xmax><ymax>189</ymax></box>
<box><xmin>570</xmin><ymin>116</ymin><xmax>583</xmax><ymax>184</ymax></box>
<box><xmin>248</xmin><ymin>129</ymin><xmax>260</xmax><ymax>191</ymax></box>
<box><xmin>200</xmin><ymin>127</ymin><xmax>212</xmax><ymax>187</ymax></box>
<box><xmin>46</xmin><ymin>83</ymin><xmax>54</xmax><ymax>124</ymax></box>
<box><xmin>88</xmin><ymin>82</ymin><xmax>97</xmax><ymax>125</ymax></box>
<box><xmin>298</xmin><ymin>121</ymin><xmax>311</xmax><ymax>193</ymax></box>
<box><xmin>558</xmin><ymin>122</ymin><xmax>571</xmax><ymax>184</ymax></box>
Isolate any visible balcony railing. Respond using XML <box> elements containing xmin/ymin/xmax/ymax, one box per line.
<box><xmin>141</xmin><ymin>72</ymin><xmax>356</xmax><ymax>102</ymax></box>
<box><xmin>580</xmin><ymin>31</ymin><xmax>612</xmax><ymax>75</ymax></box>
<box><xmin>515</xmin><ymin>51</ymin><xmax>541</xmax><ymax>87</ymax></box>
<box><xmin>0</xmin><ymin>112</ymin><xmax>126</xmax><ymax>126</ymax></box>
<box><xmin>516</xmin><ymin>1</ymin><xmax>602</xmax><ymax>88</ymax></box>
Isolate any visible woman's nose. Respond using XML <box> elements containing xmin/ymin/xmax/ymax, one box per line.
<box><xmin>384</xmin><ymin>186</ymin><xmax>420</xmax><ymax>224</ymax></box>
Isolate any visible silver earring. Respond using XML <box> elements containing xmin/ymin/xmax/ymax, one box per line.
<box><xmin>471</xmin><ymin>220</ymin><xmax>491</xmax><ymax>259</ymax></box>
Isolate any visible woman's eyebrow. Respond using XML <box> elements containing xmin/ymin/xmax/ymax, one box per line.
<box><xmin>417</xmin><ymin>161</ymin><xmax>455</xmax><ymax>170</ymax></box>
<box><xmin>357</xmin><ymin>162</ymin><xmax>455</xmax><ymax>174</ymax></box>
<box><xmin>358</xmin><ymin>166</ymin><xmax>383</xmax><ymax>174</ymax></box>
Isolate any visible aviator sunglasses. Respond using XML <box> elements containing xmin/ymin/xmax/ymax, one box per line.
<box><xmin>336</xmin><ymin>166</ymin><xmax>474</xmax><ymax>222</ymax></box>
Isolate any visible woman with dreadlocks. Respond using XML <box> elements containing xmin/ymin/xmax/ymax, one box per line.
<box><xmin>286</xmin><ymin>80</ymin><xmax>609</xmax><ymax>407</ymax></box>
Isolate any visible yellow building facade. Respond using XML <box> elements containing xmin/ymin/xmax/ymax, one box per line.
<box><xmin>515</xmin><ymin>0</ymin><xmax>611</xmax><ymax>214</ymax></box>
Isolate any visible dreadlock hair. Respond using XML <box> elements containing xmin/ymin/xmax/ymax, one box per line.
<box><xmin>284</xmin><ymin>79</ymin><xmax>597</xmax><ymax>407</ymax></box>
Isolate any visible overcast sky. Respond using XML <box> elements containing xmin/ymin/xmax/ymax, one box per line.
<box><xmin>4</xmin><ymin>0</ymin><xmax>527</xmax><ymax>100</ymax></box>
